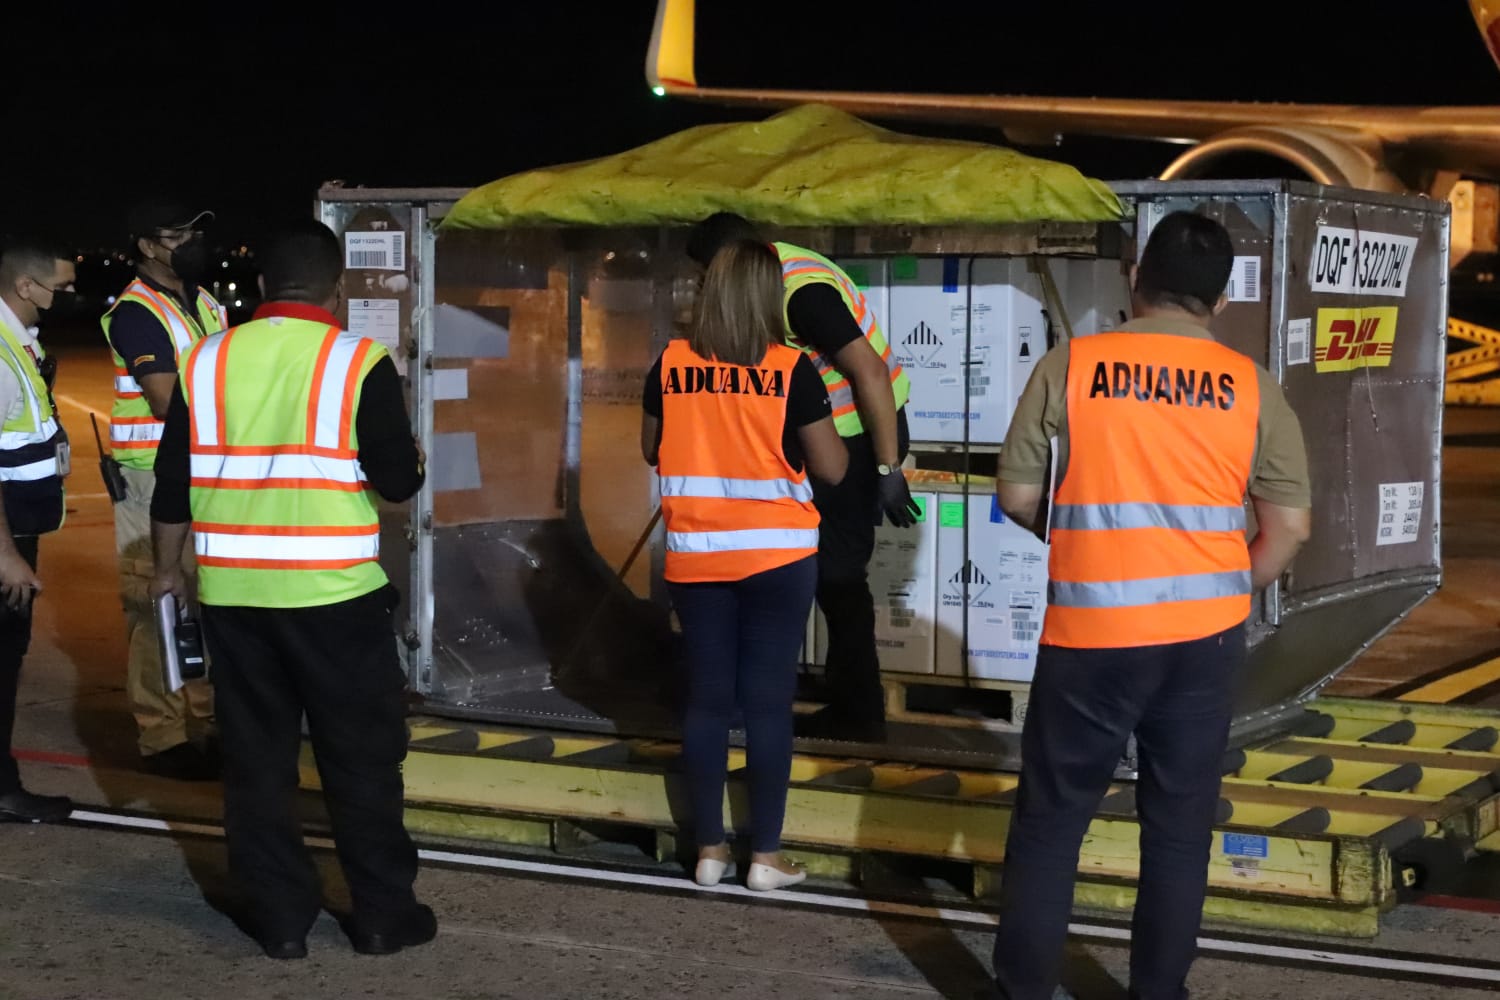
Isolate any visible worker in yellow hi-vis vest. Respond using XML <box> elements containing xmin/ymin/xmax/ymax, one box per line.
<box><xmin>100</xmin><ymin>200</ymin><xmax>225</xmax><ymax>781</ymax></box>
<box><xmin>150</xmin><ymin>218</ymin><xmax>431</xmax><ymax>960</ymax></box>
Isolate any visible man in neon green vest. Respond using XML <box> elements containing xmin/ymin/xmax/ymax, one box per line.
<box><xmin>0</xmin><ymin>238</ymin><xmax>74</xmax><ymax>823</ymax></box>
<box><xmin>150</xmin><ymin>219</ymin><xmax>430</xmax><ymax>959</ymax></box>
<box><xmin>100</xmin><ymin>200</ymin><xmax>225</xmax><ymax>780</ymax></box>
<box><xmin>688</xmin><ymin>214</ymin><xmax>919</xmax><ymax>743</ymax></box>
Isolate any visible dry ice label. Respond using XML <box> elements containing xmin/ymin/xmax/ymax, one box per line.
<box><xmin>944</xmin><ymin>559</ymin><xmax>992</xmax><ymax>608</ymax></box>
<box><xmin>1308</xmin><ymin>226</ymin><xmax>1416</xmax><ymax>298</ymax></box>
<box><xmin>1314</xmin><ymin>307</ymin><xmax>1399</xmax><ymax>372</ymax></box>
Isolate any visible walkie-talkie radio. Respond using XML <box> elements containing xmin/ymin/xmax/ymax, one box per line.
<box><xmin>90</xmin><ymin>413</ymin><xmax>127</xmax><ymax>503</ymax></box>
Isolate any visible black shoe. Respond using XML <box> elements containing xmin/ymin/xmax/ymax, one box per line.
<box><xmin>260</xmin><ymin>938</ymin><xmax>308</xmax><ymax>960</ymax></box>
<box><xmin>142</xmin><ymin>742</ymin><xmax>220</xmax><ymax>781</ymax></box>
<box><xmin>0</xmin><ymin>788</ymin><xmax>72</xmax><ymax>823</ymax></box>
<box><xmin>795</xmin><ymin>706</ymin><xmax>887</xmax><ymax>744</ymax></box>
<box><xmin>347</xmin><ymin>904</ymin><xmax>438</xmax><ymax>955</ymax></box>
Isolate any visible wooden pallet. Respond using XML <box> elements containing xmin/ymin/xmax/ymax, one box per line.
<box><xmin>796</xmin><ymin>667</ymin><xmax>1031</xmax><ymax>729</ymax></box>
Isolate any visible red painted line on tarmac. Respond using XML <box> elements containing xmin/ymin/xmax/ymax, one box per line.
<box><xmin>14</xmin><ymin>748</ymin><xmax>92</xmax><ymax>768</ymax></box>
<box><xmin>1417</xmin><ymin>894</ymin><xmax>1500</xmax><ymax>915</ymax></box>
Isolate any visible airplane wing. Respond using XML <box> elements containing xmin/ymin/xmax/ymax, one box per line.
<box><xmin>647</xmin><ymin>0</ymin><xmax>1500</xmax><ymax>182</ymax></box>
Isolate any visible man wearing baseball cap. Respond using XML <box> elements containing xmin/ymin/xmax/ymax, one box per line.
<box><xmin>99</xmin><ymin>199</ymin><xmax>227</xmax><ymax>781</ymax></box>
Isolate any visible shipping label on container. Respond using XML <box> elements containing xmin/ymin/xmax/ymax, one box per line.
<box><xmin>1308</xmin><ymin>226</ymin><xmax>1417</xmax><ymax>297</ymax></box>
<box><xmin>348</xmin><ymin>298</ymin><xmax>402</xmax><ymax>367</ymax></box>
<box><xmin>1377</xmin><ymin>481</ymin><xmax>1424</xmax><ymax>546</ymax></box>
<box><xmin>1314</xmin><ymin>307</ymin><xmax>1399</xmax><ymax>372</ymax></box>
<box><xmin>344</xmin><ymin>231</ymin><xmax>407</xmax><ymax>271</ymax></box>
<box><xmin>1286</xmin><ymin>318</ymin><xmax>1311</xmax><ymax>366</ymax></box>
<box><xmin>1226</xmin><ymin>256</ymin><xmax>1262</xmax><ymax>302</ymax></box>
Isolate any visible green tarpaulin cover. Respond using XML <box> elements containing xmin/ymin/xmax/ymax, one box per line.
<box><xmin>441</xmin><ymin>104</ymin><xmax>1122</xmax><ymax>231</ymax></box>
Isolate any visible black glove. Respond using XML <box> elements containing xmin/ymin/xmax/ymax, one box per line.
<box><xmin>876</xmin><ymin>467</ymin><xmax>921</xmax><ymax>528</ymax></box>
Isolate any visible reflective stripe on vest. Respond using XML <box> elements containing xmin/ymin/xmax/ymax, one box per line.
<box><xmin>1050</xmin><ymin>570</ymin><xmax>1254</xmax><ymax>609</ymax></box>
<box><xmin>1041</xmin><ymin>331</ymin><xmax>1261</xmax><ymax>649</ymax></box>
<box><xmin>114</xmin><ymin>366</ymin><xmax>142</xmax><ymax>398</ymax></box>
<box><xmin>666</xmin><ymin>527</ymin><xmax>820</xmax><ymax>554</ymax></box>
<box><xmin>102</xmin><ymin>280</ymin><xmax>226</xmax><ymax>469</ymax></box>
<box><xmin>182</xmin><ymin>317</ymin><xmax>388</xmax><ymax>608</ymax></box>
<box><xmin>659</xmin><ymin>474</ymin><xmax>814</xmax><ymax>504</ymax></box>
<box><xmin>1051</xmin><ymin>502</ymin><xmax>1247</xmax><ymax>534</ymax></box>
<box><xmin>657</xmin><ymin>339</ymin><xmax>819</xmax><ymax>583</ymax></box>
<box><xmin>194</xmin><ymin>523</ymin><xmax>380</xmax><ymax>567</ymax></box>
<box><xmin>772</xmin><ymin>242</ymin><xmax>910</xmax><ymax>437</ymax></box>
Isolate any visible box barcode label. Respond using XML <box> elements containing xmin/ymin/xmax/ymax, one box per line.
<box><xmin>1287</xmin><ymin>318</ymin><xmax>1311</xmax><ymax>366</ymax></box>
<box><xmin>1009</xmin><ymin>590</ymin><xmax>1042</xmax><ymax>645</ymax></box>
<box><xmin>345</xmin><ymin>231</ymin><xmax>406</xmax><ymax>271</ymax></box>
<box><xmin>1227</xmin><ymin>256</ymin><xmax>1261</xmax><ymax>303</ymax></box>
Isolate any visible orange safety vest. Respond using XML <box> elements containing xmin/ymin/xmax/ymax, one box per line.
<box><xmin>1042</xmin><ymin>331</ymin><xmax>1261</xmax><ymax>649</ymax></box>
<box><xmin>657</xmin><ymin>339</ymin><xmax>820</xmax><ymax>583</ymax></box>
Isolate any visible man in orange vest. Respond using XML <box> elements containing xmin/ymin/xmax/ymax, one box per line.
<box><xmin>986</xmin><ymin>212</ymin><xmax>1312</xmax><ymax>1000</ymax></box>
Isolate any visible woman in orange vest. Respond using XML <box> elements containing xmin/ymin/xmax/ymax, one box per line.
<box><xmin>642</xmin><ymin>239</ymin><xmax>848</xmax><ymax>891</ymax></box>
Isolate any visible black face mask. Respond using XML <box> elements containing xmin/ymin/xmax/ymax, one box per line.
<box><xmin>168</xmin><ymin>236</ymin><xmax>210</xmax><ymax>283</ymax></box>
<box><xmin>32</xmin><ymin>287</ymin><xmax>78</xmax><ymax>321</ymax></box>
<box><xmin>38</xmin><ymin>289</ymin><xmax>79</xmax><ymax>317</ymax></box>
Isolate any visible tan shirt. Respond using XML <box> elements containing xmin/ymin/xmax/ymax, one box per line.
<box><xmin>998</xmin><ymin>316</ymin><xmax>1312</xmax><ymax>508</ymax></box>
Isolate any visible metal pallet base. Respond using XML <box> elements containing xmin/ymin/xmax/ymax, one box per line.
<box><xmin>299</xmin><ymin>696</ymin><xmax>1500</xmax><ymax>937</ymax></box>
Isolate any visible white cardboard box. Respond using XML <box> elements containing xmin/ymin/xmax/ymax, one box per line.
<box><xmin>969</xmin><ymin>258</ymin><xmax>1049</xmax><ymax>440</ymax></box>
<box><xmin>889</xmin><ymin>258</ymin><xmax>1020</xmax><ymax>445</ymax></box>
<box><xmin>870</xmin><ymin>492</ymin><xmax>938</xmax><ymax>674</ymax></box>
<box><xmin>935</xmin><ymin>493</ymin><xmax>1049</xmax><ymax>682</ymax></box>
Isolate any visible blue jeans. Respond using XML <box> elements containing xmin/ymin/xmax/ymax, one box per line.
<box><xmin>992</xmin><ymin>623</ymin><xmax>1245</xmax><ymax>1000</ymax></box>
<box><xmin>668</xmin><ymin>556</ymin><xmax>817</xmax><ymax>853</ymax></box>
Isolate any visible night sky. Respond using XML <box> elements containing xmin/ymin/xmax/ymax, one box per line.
<box><xmin>8</xmin><ymin>2</ymin><xmax>1500</xmax><ymax>250</ymax></box>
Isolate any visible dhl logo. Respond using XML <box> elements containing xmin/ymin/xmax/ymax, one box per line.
<box><xmin>1314</xmin><ymin>307</ymin><xmax>1399</xmax><ymax>373</ymax></box>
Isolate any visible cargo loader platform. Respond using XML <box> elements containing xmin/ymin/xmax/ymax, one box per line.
<box><xmin>301</xmin><ymin>696</ymin><xmax>1500</xmax><ymax>939</ymax></box>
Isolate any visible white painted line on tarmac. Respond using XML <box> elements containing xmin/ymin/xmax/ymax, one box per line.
<box><xmin>64</xmin><ymin>808</ymin><xmax>1500</xmax><ymax>986</ymax></box>
<box><xmin>53</xmin><ymin>394</ymin><xmax>109</xmax><ymax>422</ymax></box>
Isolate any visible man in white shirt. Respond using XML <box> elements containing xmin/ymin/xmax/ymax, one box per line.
<box><xmin>0</xmin><ymin>238</ymin><xmax>74</xmax><ymax>823</ymax></box>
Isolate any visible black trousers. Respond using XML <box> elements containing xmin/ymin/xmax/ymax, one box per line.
<box><xmin>810</xmin><ymin>410</ymin><xmax>909</xmax><ymax>729</ymax></box>
<box><xmin>0</xmin><ymin>536</ymin><xmax>39</xmax><ymax>795</ymax></box>
<box><xmin>992</xmin><ymin>623</ymin><xmax>1245</xmax><ymax>1000</ymax></box>
<box><xmin>203</xmin><ymin>584</ymin><xmax>417</xmax><ymax>938</ymax></box>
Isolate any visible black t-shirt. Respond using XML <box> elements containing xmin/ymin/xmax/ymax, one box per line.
<box><xmin>785</xmin><ymin>283</ymin><xmax>864</xmax><ymax>357</ymax></box>
<box><xmin>642</xmin><ymin>349</ymin><xmax>830</xmax><ymax>470</ymax></box>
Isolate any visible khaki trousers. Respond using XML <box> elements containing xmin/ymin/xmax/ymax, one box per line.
<box><xmin>114</xmin><ymin>464</ymin><xmax>214</xmax><ymax>755</ymax></box>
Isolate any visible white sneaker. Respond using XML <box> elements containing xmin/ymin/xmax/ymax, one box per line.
<box><xmin>694</xmin><ymin>857</ymin><xmax>730</xmax><ymax>886</ymax></box>
<box><xmin>746</xmin><ymin>862</ymin><xmax>806</xmax><ymax>892</ymax></box>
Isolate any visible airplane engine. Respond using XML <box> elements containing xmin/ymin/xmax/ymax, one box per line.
<box><xmin>1159</xmin><ymin>126</ymin><xmax>1407</xmax><ymax>194</ymax></box>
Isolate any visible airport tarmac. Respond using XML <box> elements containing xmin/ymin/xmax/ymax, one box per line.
<box><xmin>3</xmin><ymin>333</ymin><xmax>1499</xmax><ymax>999</ymax></box>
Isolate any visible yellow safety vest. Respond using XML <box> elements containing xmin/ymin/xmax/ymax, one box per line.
<box><xmin>0</xmin><ymin>314</ymin><xmax>63</xmax><ymax>535</ymax></box>
<box><xmin>180</xmin><ymin>314</ymin><xmax>389</xmax><ymax>608</ymax></box>
<box><xmin>773</xmin><ymin>242</ymin><xmax>910</xmax><ymax>437</ymax></box>
<box><xmin>101</xmin><ymin>279</ymin><xmax>227</xmax><ymax>470</ymax></box>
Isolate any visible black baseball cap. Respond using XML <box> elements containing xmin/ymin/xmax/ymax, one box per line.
<box><xmin>128</xmin><ymin>200</ymin><xmax>215</xmax><ymax>239</ymax></box>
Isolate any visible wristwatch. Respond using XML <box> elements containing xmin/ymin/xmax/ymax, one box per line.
<box><xmin>877</xmin><ymin>463</ymin><xmax>895</xmax><ymax>476</ymax></box>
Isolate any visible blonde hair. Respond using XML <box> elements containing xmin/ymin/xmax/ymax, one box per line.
<box><xmin>688</xmin><ymin>239</ymin><xmax>784</xmax><ymax>367</ymax></box>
